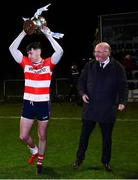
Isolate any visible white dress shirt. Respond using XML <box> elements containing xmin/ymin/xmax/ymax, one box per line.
<box><xmin>100</xmin><ymin>57</ymin><xmax>110</xmax><ymax>68</ymax></box>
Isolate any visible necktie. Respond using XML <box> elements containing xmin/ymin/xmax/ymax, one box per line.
<box><xmin>100</xmin><ymin>62</ymin><xmax>105</xmax><ymax>69</ymax></box>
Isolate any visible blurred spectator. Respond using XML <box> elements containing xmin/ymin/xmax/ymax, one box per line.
<box><xmin>68</xmin><ymin>63</ymin><xmax>80</xmax><ymax>103</ymax></box>
<box><xmin>121</xmin><ymin>54</ymin><xmax>135</xmax><ymax>79</ymax></box>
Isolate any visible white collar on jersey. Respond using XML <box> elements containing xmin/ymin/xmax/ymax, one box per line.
<box><xmin>33</xmin><ymin>59</ymin><xmax>43</xmax><ymax>65</ymax></box>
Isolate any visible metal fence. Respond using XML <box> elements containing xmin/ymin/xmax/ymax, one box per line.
<box><xmin>0</xmin><ymin>78</ymin><xmax>71</xmax><ymax>102</ymax></box>
<box><xmin>0</xmin><ymin>78</ymin><xmax>138</xmax><ymax>102</ymax></box>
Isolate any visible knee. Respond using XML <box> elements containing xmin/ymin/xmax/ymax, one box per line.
<box><xmin>38</xmin><ymin>134</ymin><xmax>46</xmax><ymax>141</ymax></box>
<box><xmin>19</xmin><ymin>134</ymin><xmax>28</xmax><ymax>141</ymax></box>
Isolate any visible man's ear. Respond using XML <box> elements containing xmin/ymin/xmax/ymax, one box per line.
<box><xmin>27</xmin><ymin>51</ymin><xmax>32</xmax><ymax>55</ymax></box>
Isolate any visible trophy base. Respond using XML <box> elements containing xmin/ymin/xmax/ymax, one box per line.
<box><xmin>23</xmin><ymin>16</ymin><xmax>47</xmax><ymax>35</ymax></box>
<box><xmin>23</xmin><ymin>20</ymin><xmax>36</xmax><ymax>35</ymax></box>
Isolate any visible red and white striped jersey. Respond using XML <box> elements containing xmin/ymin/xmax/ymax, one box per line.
<box><xmin>20</xmin><ymin>56</ymin><xmax>55</xmax><ymax>102</ymax></box>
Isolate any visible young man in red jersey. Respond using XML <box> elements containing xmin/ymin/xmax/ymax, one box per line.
<box><xmin>9</xmin><ymin>26</ymin><xmax>63</xmax><ymax>175</ymax></box>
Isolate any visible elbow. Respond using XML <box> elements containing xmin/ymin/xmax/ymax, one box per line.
<box><xmin>9</xmin><ymin>45</ymin><xmax>12</xmax><ymax>53</ymax></box>
<box><xmin>57</xmin><ymin>48</ymin><xmax>64</xmax><ymax>58</ymax></box>
<box><xmin>60</xmin><ymin>48</ymin><xmax>64</xmax><ymax>57</ymax></box>
<box><xmin>9</xmin><ymin>44</ymin><xmax>14</xmax><ymax>55</ymax></box>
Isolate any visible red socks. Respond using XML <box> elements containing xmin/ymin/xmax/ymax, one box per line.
<box><xmin>37</xmin><ymin>154</ymin><xmax>44</xmax><ymax>166</ymax></box>
<box><xmin>28</xmin><ymin>153</ymin><xmax>38</xmax><ymax>165</ymax></box>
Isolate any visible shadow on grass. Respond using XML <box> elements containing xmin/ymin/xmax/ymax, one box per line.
<box><xmin>42</xmin><ymin>166</ymin><xmax>61</xmax><ymax>178</ymax></box>
<box><xmin>86</xmin><ymin>166</ymin><xmax>103</xmax><ymax>171</ymax></box>
<box><xmin>44</xmin><ymin>164</ymin><xmax>104</xmax><ymax>178</ymax></box>
<box><xmin>43</xmin><ymin>165</ymin><xmax>79</xmax><ymax>179</ymax></box>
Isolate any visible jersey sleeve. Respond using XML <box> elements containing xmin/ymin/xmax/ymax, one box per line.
<box><xmin>19</xmin><ymin>56</ymin><xmax>29</xmax><ymax>69</ymax></box>
<box><xmin>45</xmin><ymin>57</ymin><xmax>56</xmax><ymax>71</ymax></box>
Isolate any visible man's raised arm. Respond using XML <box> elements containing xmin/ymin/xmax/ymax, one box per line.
<box><xmin>41</xmin><ymin>27</ymin><xmax>63</xmax><ymax>64</ymax></box>
<box><xmin>9</xmin><ymin>31</ymin><xmax>26</xmax><ymax>63</ymax></box>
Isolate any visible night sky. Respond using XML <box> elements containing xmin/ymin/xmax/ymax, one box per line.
<box><xmin>0</xmin><ymin>0</ymin><xmax>138</xmax><ymax>79</ymax></box>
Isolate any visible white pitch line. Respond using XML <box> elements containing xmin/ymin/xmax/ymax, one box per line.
<box><xmin>0</xmin><ymin>116</ymin><xmax>138</xmax><ymax>121</ymax></box>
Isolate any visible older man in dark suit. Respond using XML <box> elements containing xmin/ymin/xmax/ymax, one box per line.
<box><xmin>73</xmin><ymin>42</ymin><xmax>128</xmax><ymax>171</ymax></box>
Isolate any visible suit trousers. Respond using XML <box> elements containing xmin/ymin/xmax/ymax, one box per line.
<box><xmin>76</xmin><ymin>119</ymin><xmax>114</xmax><ymax>164</ymax></box>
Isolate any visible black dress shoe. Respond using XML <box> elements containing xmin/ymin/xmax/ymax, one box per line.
<box><xmin>103</xmin><ymin>163</ymin><xmax>112</xmax><ymax>172</ymax></box>
<box><xmin>73</xmin><ymin>160</ymin><xmax>82</xmax><ymax>169</ymax></box>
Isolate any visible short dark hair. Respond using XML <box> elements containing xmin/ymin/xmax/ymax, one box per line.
<box><xmin>26</xmin><ymin>42</ymin><xmax>41</xmax><ymax>52</ymax></box>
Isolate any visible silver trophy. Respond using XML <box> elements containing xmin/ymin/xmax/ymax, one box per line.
<box><xmin>23</xmin><ymin>4</ymin><xmax>50</xmax><ymax>35</ymax></box>
<box><xmin>23</xmin><ymin>4</ymin><xmax>64</xmax><ymax>38</ymax></box>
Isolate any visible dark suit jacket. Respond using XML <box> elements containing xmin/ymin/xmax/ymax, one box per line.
<box><xmin>78</xmin><ymin>57</ymin><xmax>128</xmax><ymax>123</ymax></box>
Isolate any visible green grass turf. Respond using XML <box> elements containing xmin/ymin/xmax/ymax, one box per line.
<box><xmin>0</xmin><ymin>102</ymin><xmax>138</xmax><ymax>178</ymax></box>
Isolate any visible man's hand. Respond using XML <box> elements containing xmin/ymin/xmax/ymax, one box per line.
<box><xmin>118</xmin><ymin>104</ymin><xmax>125</xmax><ymax>111</ymax></box>
<box><xmin>82</xmin><ymin>94</ymin><xmax>90</xmax><ymax>103</ymax></box>
<box><xmin>41</xmin><ymin>26</ymin><xmax>64</xmax><ymax>39</ymax></box>
<box><xmin>40</xmin><ymin>26</ymin><xmax>52</xmax><ymax>36</ymax></box>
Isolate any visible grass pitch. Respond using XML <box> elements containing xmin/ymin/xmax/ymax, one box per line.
<box><xmin>0</xmin><ymin>102</ymin><xmax>138</xmax><ymax>179</ymax></box>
